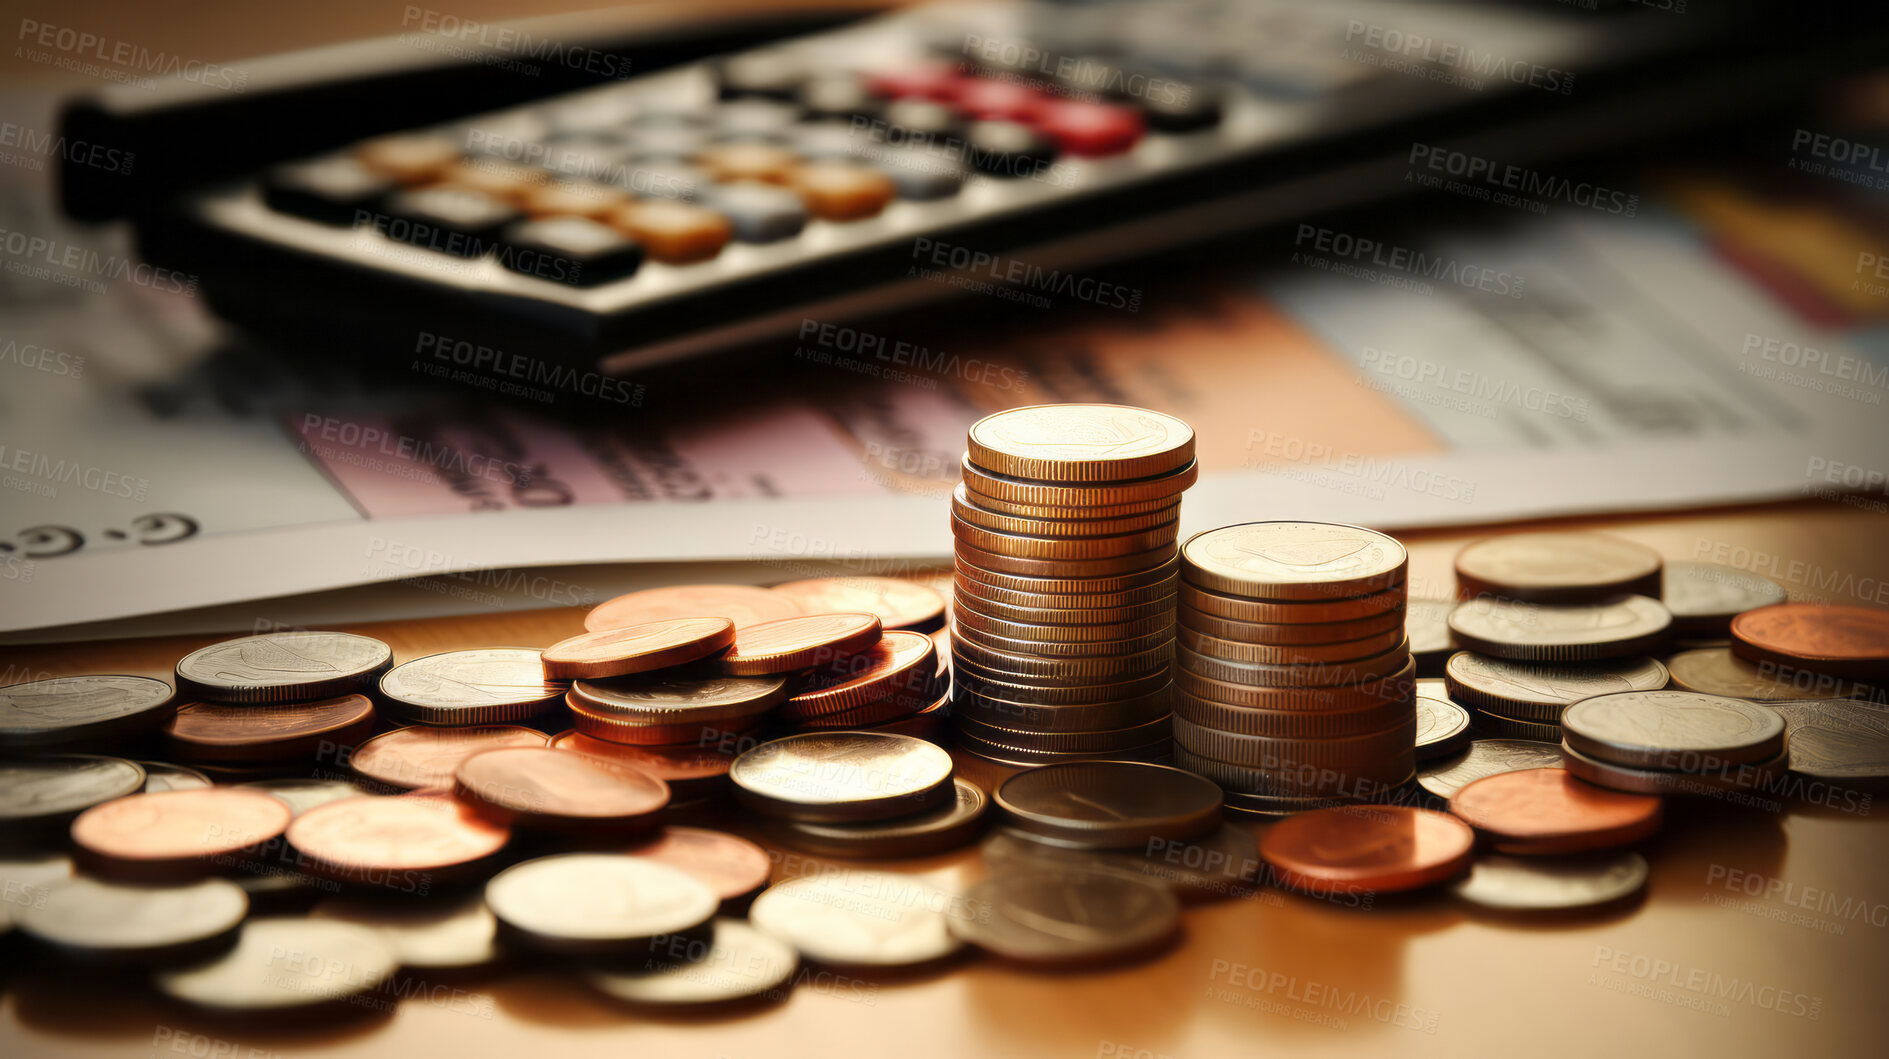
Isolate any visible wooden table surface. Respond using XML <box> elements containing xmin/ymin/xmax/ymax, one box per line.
<box><xmin>4</xmin><ymin>500</ymin><xmax>1886</xmax><ymax>1059</ymax></box>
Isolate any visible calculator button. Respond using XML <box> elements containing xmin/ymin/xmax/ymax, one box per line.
<box><xmin>517</xmin><ymin>179</ymin><xmax>631</xmax><ymax>220</ymax></box>
<box><xmin>953</xmin><ymin>78</ymin><xmax>1048</xmax><ymax>123</ymax></box>
<box><xmin>624</xmin><ymin>126</ymin><xmax>711</xmax><ymax>162</ymax></box>
<box><xmin>799</xmin><ymin>74</ymin><xmax>880</xmax><ymax>121</ymax></box>
<box><xmin>379</xmin><ymin>187</ymin><xmax>521</xmax><ymax>257</ymax></box>
<box><xmin>963</xmin><ymin>121</ymin><xmax>1058</xmax><ymax>178</ymax></box>
<box><xmin>789</xmin><ymin>121</ymin><xmax>872</xmax><ymax>161</ymax></box>
<box><xmin>621</xmin><ymin>161</ymin><xmax>709</xmax><ymax>201</ymax></box>
<box><xmin>263</xmin><ymin>157</ymin><xmax>398</xmax><ymax>226</ymax></box>
<box><xmin>435</xmin><ymin>159</ymin><xmax>545</xmax><ymax>204</ymax></box>
<box><xmin>1035</xmin><ymin>99</ymin><xmax>1144</xmax><ymax>156</ymax></box>
<box><xmin>866</xmin><ymin>60</ymin><xmax>964</xmax><ymax>102</ymax></box>
<box><xmin>356</xmin><ymin>135</ymin><xmax>462</xmax><ymax>184</ymax></box>
<box><xmin>880</xmin><ymin>99</ymin><xmax>964</xmax><ymax>142</ymax></box>
<box><xmin>870</xmin><ymin>146</ymin><xmax>966</xmax><ymax>201</ymax></box>
<box><xmin>609</xmin><ymin>200</ymin><xmax>732</xmax><ymax>263</ymax></box>
<box><xmin>719</xmin><ymin>50</ymin><xmax>807</xmax><ymax>100</ymax></box>
<box><xmin>497</xmin><ymin>217</ymin><xmax>644</xmax><ymax>286</ymax></box>
<box><xmin>1138</xmin><ymin>80</ymin><xmax>1224</xmax><ymax>132</ymax></box>
<box><xmin>701</xmin><ymin>183</ymin><xmax>808</xmax><ymax>243</ymax></box>
<box><xmin>627</xmin><ymin>109</ymin><xmax>713</xmax><ymax>130</ymax></box>
<box><xmin>788</xmin><ymin>161</ymin><xmax>897</xmax><ymax>221</ymax></box>
<box><xmin>714</xmin><ymin>98</ymin><xmax>804</xmax><ymax>142</ymax></box>
<box><xmin>696</xmin><ymin>142</ymin><xmax>802</xmax><ymax>184</ymax></box>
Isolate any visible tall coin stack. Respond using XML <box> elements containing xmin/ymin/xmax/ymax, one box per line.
<box><xmin>1171</xmin><ymin>522</ymin><xmax>1417</xmax><ymax>814</ymax></box>
<box><xmin>949</xmin><ymin>404</ymin><xmax>1197</xmax><ymax>766</ymax></box>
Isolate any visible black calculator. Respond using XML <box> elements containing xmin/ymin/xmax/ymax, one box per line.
<box><xmin>83</xmin><ymin>0</ymin><xmax>1856</xmax><ymax>371</ymax></box>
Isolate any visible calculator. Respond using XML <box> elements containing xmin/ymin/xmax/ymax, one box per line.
<box><xmin>90</xmin><ymin>0</ymin><xmax>1842</xmax><ymax>372</ymax></box>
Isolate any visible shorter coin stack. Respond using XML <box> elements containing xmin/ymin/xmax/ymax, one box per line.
<box><xmin>1171</xmin><ymin>522</ymin><xmax>1417</xmax><ymax>814</ymax></box>
<box><xmin>1560</xmin><ymin>689</ymin><xmax>1789</xmax><ymax>796</ymax></box>
<box><xmin>1443</xmin><ymin>653</ymin><xmax>1670</xmax><ymax>744</ymax></box>
<box><xmin>948</xmin><ymin>404</ymin><xmax>1197</xmax><ymax>765</ymax></box>
<box><xmin>732</xmin><ymin>730</ymin><xmax>988</xmax><ymax>857</ymax></box>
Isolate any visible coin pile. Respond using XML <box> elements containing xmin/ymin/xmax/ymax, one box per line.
<box><xmin>948</xmin><ymin>404</ymin><xmax>1196</xmax><ymax>766</ymax></box>
<box><xmin>732</xmin><ymin>730</ymin><xmax>988</xmax><ymax>857</ymax></box>
<box><xmin>1172</xmin><ymin>522</ymin><xmax>1416</xmax><ymax>814</ymax></box>
<box><xmin>1560</xmin><ymin>689</ymin><xmax>1790</xmax><ymax>796</ymax></box>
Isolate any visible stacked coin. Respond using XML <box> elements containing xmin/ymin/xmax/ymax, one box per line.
<box><xmin>949</xmin><ymin>404</ymin><xmax>1196</xmax><ymax>765</ymax></box>
<box><xmin>1443</xmin><ymin>653</ymin><xmax>1669</xmax><ymax>744</ymax></box>
<box><xmin>1559</xmin><ymin>689</ymin><xmax>1790</xmax><ymax>795</ymax></box>
<box><xmin>1171</xmin><ymin>522</ymin><xmax>1416</xmax><ymax>813</ymax></box>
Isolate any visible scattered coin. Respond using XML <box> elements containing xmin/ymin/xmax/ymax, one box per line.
<box><xmin>0</xmin><ymin>854</ymin><xmax>73</xmax><ymax>932</ymax></box>
<box><xmin>981</xmin><ymin>824</ymin><xmax>1261</xmax><ymax>903</ymax></box>
<box><xmin>1751</xmin><ymin>699</ymin><xmax>1889</xmax><ymax>780</ymax></box>
<box><xmin>154</xmin><ymin>918</ymin><xmax>398</xmax><ymax>1012</ymax></box>
<box><xmin>720</xmin><ymin>613</ymin><xmax>883</xmax><ymax>675</ymax></box>
<box><xmin>548</xmin><ymin>730</ymin><xmax>734</xmax><ymax>799</ymax></box>
<box><xmin>1407</xmin><ymin>599</ymin><xmax>1457</xmax><ymax>671</ymax></box>
<box><xmin>966</xmin><ymin>403</ymin><xmax>1195</xmax><ymax>483</ymax></box>
<box><xmin>1450</xmin><ymin>767</ymin><xmax>1661</xmax><ymax>854</ymax></box>
<box><xmin>287</xmin><ymin>791</ymin><xmax>511</xmax><ymax>886</ymax></box>
<box><xmin>1559</xmin><ymin>741</ymin><xmax>1787</xmax><ymax>796</ymax></box>
<box><xmin>1666</xmin><ymin>647</ymin><xmax>1838</xmax><ymax>700</ymax></box>
<box><xmin>995</xmin><ymin>762</ymin><xmax>1221</xmax><ymax>849</ymax></box>
<box><xmin>485</xmin><ymin>853</ymin><xmax>718</xmax><ymax>956</ymax></box>
<box><xmin>588</xmin><ymin>918</ymin><xmax>798</xmax><ymax>1005</ymax></box>
<box><xmin>1731</xmin><ymin>603</ymin><xmax>1889</xmax><ymax>683</ymax></box>
<box><xmin>1473</xmin><ymin>711</ymin><xmax>1566</xmax><ymax>743</ymax></box>
<box><xmin>453</xmin><ymin>747</ymin><xmax>670</xmax><ymax>832</ymax></box>
<box><xmin>540</xmin><ymin>617</ymin><xmax>736</xmax><ymax>680</ymax></box>
<box><xmin>174</xmin><ymin>631</ymin><xmax>393</xmax><ymax>704</ymax></box>
<box><xmin>240</xmin><ymin>777</ymin><xmax>374</xmax><ymax>816</ymax></box>
<box><xmin>764</xmin><ymin>778</ymin><xmax>988</xmax><ymax>858</ymax></box>
<box><xmin>622</xmin><ymin>826</ymin><xmax>773</xmax><ymax>901</ymax></box>
<box><xmin>950</xmin><ymin>867</ymin><xmax>1180</xmax><ymax>967</ymax></box>
<box><xmin>1444</xmin><ymin>652</ymin><xmax>1669</xmax><ymax>723</ymax></box>
<box><xmin>378</xmin><ymin>649</ymin><xmax>568</xmax><ymax>726</ymax></box>
<box><xmin>137</xmin><ymin>761</ymin><xmax>215</xmax><ymax>792</ymax></box>
<box><xmin>164</xmin><ymin>695</ymin><xmax>376</xmax><ymax>763</ymax></box>
<box><xmin>1451</xmin><ymin>851</ymin><xmax>1649</xmax><ymax>912</ymax></box>
<box><xmin>0</xmin><ymin>675</ymin><xmax>176</xmax><ymax>749</ymax></box>
<box><xmin>731</xmin><ymin>732</ymin><xmax>954</xmax><ymax>823</ymax></box>
<box><xmin>71</xmin><ymin>788</ymin><xmax>293</xmax><ymax>880</ymax></box>
<box><xmin>1661</xmin><ymin>562</ymin><xmax>1788</xmax><ymax>637</ymax></box>
<box><xmin>1259</xmin><ymin>806</ymin><xmax>1474</xmax><ymax>894</ymax></box>
<box><xmin>1454</xmin><ymin>531</ymin><xmax>1662</xmax><ymax>604</ymax></box>
<box><xmin>309</xmin><ymin>894</ymin><xmax>500</xmax><ymax>971</ymax></box>
<box><xmin>570</xmin><ymin>671</ymin><xmax>791</xmax><ymax>725</ymax></box>
<box><xmin>1181</xmin><ymin>522</ymin><xmax>1406</xmax><ymax>600</ymax></box>
<box><xmin>1562</xmin><ymin>690</ymin><xmax>1788</xmax><ymax>770</ymax></box>
<box><xmin>748</xmin><ymin>871</ymin><xmax>962</xmax><ymax>967</ymax></box>
<box><xmin>585</xmin><ymin>583</ymin><xmax>801</xmax><ymax>633</ymax></box>
<box><xmin>18</xmin><ymin>875</ymin><xmax>247</xmax><ymax>963</ymax></box>
<box><xmin>780</xmin><ymin>630</ymin><xmax>937</xmax><ymax>718</ymax></box>
<box><xmin>1418</xmin><ymin>739</ymin><xmax>1569</xmax><ymax>800</ymax></box>
<box><xmin>1415</xmin><ymin>691</ymin><xmax>1472</xmax><ymax>761</ymax></box>
<box><xmin>350</xmin><ymin>725</ymin><xmax>548</xmax><ymax>791</ymax></box>
<box><xmin>0</xmin><ymin>757</ymin><xmax>144</xmax><ymax>831</ymax></box>
<box><xmin>1447</xmin><ymin>596</ymin><xmax>1672</xmax><ymax>662</ymax></box>
<box><xmin>768</xmin><ymin>576</ymin><xmax>947</xmax><ymax>631</ymax></box>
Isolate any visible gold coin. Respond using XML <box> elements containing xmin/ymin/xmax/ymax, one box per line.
<box><xmin>967</xmin><ymin>404</ymin><xmax>1194</xmax><ymax>483</ymax></box>
<box><xmin>1181</xmin><ymin>522</ymin><xmax>1406</xmax><ymax>600</ymax></box>
<box><xmin>1174</xmin><ymin>688</ymin><xmax>1412</xmax><ymax>739</ymax></box>
<box><xmin>1175</xmin><ymin>661</ymin><xmax>1416</xmax><ymax>710</ymax></box>
<box><xmin>961</xmin><ymin>484</ymin><xmax>1179</xmax><ymax>520</ymax></box>
<box><xmin>767</xmin><ymin>577</ymin><xmax>946</xmax><ymax>631</ymax></box>
<box><xmin>952</xmin><ymin>484</ymin><xmax>1180</xmax><ymax>538</ymax></box>
<box><xmin>1178</xmin><ymin>640</ymin><xmax>1409</xmax><ymax>688</ymax></box>
<box><xmin>1177</xmin><ymin>624</ymin><xmax>1406</xmax><ymax>666</ymax></box>
<box><xmin>953</xmin><ymin>604</ymin><xmax>1175</xmax><ymax>645</ymax></box>
<box><xmin>955</xmin><ymin>541</ymin><xmax>1176</xmax><ymax>579</ymax></box>
<box><xmin>1179</xmin><ymin>582</ymin><xmax>1404</xmax><ymax>624</ymax></box>
<box><xmin>951</xmin><ymin>514</ymin><xmax>1179</xmax><ymax>561</ymax></box>
<box><xmin>953</xmin><ymin>686</ymin><xmax>1172</xmax><ymax>733</ymax></box>
<box><xmin>1454</xmin><ymin>531</ymin><xmax>1662</xmax><ymax>604</ymax></box>
<box><xmin>960</xmin><ymin>456</ymin><xmax>1197</xmax><ymax>507</ymax></box>
<box><xmin>1177</xmin><ymin>603</ymin><xmax>1405</xmax><ymax>645</ymax></box>
<box><xmin>956</xmin><ymin>554</ymin><xmax>1181</xmax><ymax>597</ymax></box>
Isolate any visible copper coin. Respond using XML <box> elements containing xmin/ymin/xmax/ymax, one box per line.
<box><xmin>1174</xmin><ymin>687</ymin><xmax>1410</xmax><ymax>739</ymax></box>
<box><xmin>1417</xmin><ymin>738</ymin><xmax>1567</xmax><ymax>799</ymax></box>
<box><xmin>1447</xmin><ymin>596</ymin><xmax>1671</xmax><ymax>662</ymax></box>
<box><xmin>955</xmin><ymin>552</ymin><xmax>1181</xmax><ymax>597</ymax></box>
<box><xmin>18</xmin><ymin>875</ymin><xmax>247</xmax><ymax>964</ymax></box>
<box><xmin>1182</xmin><ymin>522</ymin><xmax>1406</xmax><ymax>601</ymax></box>
<box><xmin>0</xmin><ymin>675</ymin><xmax>176</xmax><ymax>750</ymax></box>
<box><xmin>1667</xmin><ymin>647</ymin><xmax>1839</xmax><ymax>700</ymax></box>
<box><xmin>1415</xmin><ymin>691</ymin><xmax>1473</xmax><ymax>761</ymax></box>
<box><xmin>781</xmin><ymin>630</ymin><xmax>937</xmax><ymax>718</ymax></box>
<box><xmin>748</xmin><ymin>872</ymin><xmax>961</xmax><ymax>967</ymax></box>
<box><xmin>540</xmin><ymin>617</ymin><xmax>736</xmax><ymax>680</ymax></box>
<box><xmin>731</xmin><ymin>731</ymin><xmax>955</xmax><ymax>822</ymax></box>
<box><xmin>155</xmin><ymin>918</ymin><xmax>398</xmax><ymax>1012</ymax></box>
<box><xmin>1178</xmin><ymin>604</ymin><xmax>1406</xmax><ymax>646</ymax></box>
<box><xmin>1178</xmin><ymin>581</ymin><xmax>1406</xmax><ymax>624</ymax></box>
<box><xmin>950</xmin><ymin>868</ymin><xmax>1179</xmax><ymax>967</ymax></box>
<box><xmin>1258</xmin><ymin>805</ymin><xmax>1474</xmax><ymax>894</ymax></box>
<box><xmin>769</xmin><ymin>576</ymin><xmax>946</xmax><ymax>630</ymax></box>
<box><xmin>287</xmin><ymin>791</ymin><xmax>511</xmax><ymax>885</ymax></box>
<box><xmin>175</xmin><ymin>631</ymin><xmax>393</xmax><ymax>704</ymax></box>
<box><xmin>954</xmin><ymin>621</ymin><xmax>1172</xmax><ymax>661</ymax></box>
<box><xmin>967</xmin><ymin>404</ymin><xmax>1196</xmax><ymax>483</ymax></box>
<box><xmin>378</xmin><ymin>649</ymin><xmax>568</xmax><ymax>726</ymax></box>
<box><xmin>549</xmin><ymin>729</ymin><xmax>733</xmax><ymax>797</ymax></box>
<box><xmin>957</xmin><ymin>588</ymin><xmax>1173</xmax><ymax>628</ymax></box>
<box><xmin>954</xmin><ymin>636</ymin><xmax>1172</xmax><ymax>683</ymax></box>
<box><xmin>485</xmin><ymin>853</ymin><xmax>718</xmax><ymax>956</ymax></box>
<box><xmin>0</xmin><ymin>756</ymin><xmax>146</xmax><ymax>828</ymax></box>
<box><xmin>958</xmin><ymin>730</ymin><xmax>1173</xmax><ymax>769</ymax></box>
<box><xmin>585</xmin><ymin>583</ymin><xmax>801</xmax><ymax>633</ymax></box>
<box><xmin>958</xmin><ymin>685</ymin><xmax>1172</xmax><ymax>733</ymax></box>
<box><xmin>960</xmin><ymin>484</ymin><xmax>1178</xmax><ymax>520</ymax></box>
<box><xmin>960</xmin><ymin>455</ymin><xmax>1197</xmax><ymax>507</ymax></box>
<box><xmin>571</xmin><ymin>671</ymin><xmax>791</xmax><ymax>723</ymax></box>
<box><xmin>955</xmin><ymin>541</ymin><xmax>1177</xmax><ymax>580</ymax></box>
<box><xmin>350</xmin><ymin>725</ymin><xmax>548</xmax><ymax>791</ymax></box>
<box><xmin>453</xmin><ymin>746</ymin><xmax>669</xmax><ymax>831</ymax></box>
<box><xmin>952</xmin><ymin>514</ymin><xmax>1180</xmax><ymax>561</ymax></box>
<box><xmin>960</xmin><ymin>715</ymin><xmax>1174</xmax><ymax>755</ymax></box>
<box><xmin>1178</xmin><ymin>623</ymin><xmax>1405</xmax><ymax>666</ymax></box>
<box><xmin>71</xmin><ymin>788</ymin><xmax>292</xmax><ymax>880</ymax></box>
<box><xmin>1562</xmin><ymin>690</ymin><xmax>1787</xmax><ymax>770</ymax></box>
<box><xmin>164</xmin><ymin>694</ymin><xmax>375</xmax><ymax>763</ymax></box>
<box><xmin>1454</xmin><ymin>531</ymin><xmax>1663</xmax><ymax>604</ymax></box>
<box><xmin>1178</xmin><ymin>639</ymin><xmax>1409</xmax><ymax>688</ymax></box>
<box><xmin>1449</xmin><ymin>767</ymin><xmax>1661</xmax><ymax>854</ymax></box>
<box><xmin>720</xmin><ymin>613</ymin><xmax>882</xmax><ymax>675</ymax></box>
<box><xmin>995</xmin><ymin>761</ymin><xmax>1219</xmax><ymax>849</ymax></box>
<box><xmin>137</xmin><ymin>761</ymin><xmax>215</xmax><ymax>792</ymax></box>
<box><xmin>566</xmin><ymin>694</ymin><xmax>762</xmax><ymax>746</ymax></box>
<box><xmin>1731</xmin><ymin>603</ymin><xmax>1889</xmax><ymax>682</ymax></box>
<box><xmin>792</xmin><ymin>680</ymin><xmax>947</xmax><ymax>730</ymax></box>
<box><xmin>1174</xmin><ymin>745</ymin><xmax>1412</xmax><ymax>799</ymax></box>
<box><xmin>622</xmin><ymin>826</ymin><xmax>771</xmax><ymax>900</ymax></box>
<box><xmin>952</xmin><ymin>483</ymin><xmax>1180</xmax><ymax>539</ymax></box>
<box><xmin>954</xmin><ymin>666</ymin><xmax>1173</xmax><ymax>705</ymax></box>
<box><xmin>1174</xmin><ymin>659</ymin><xmax>1415</xmax><ymax>711</ymax></box>
<box><xmin>1763</xmin><ymin>699</ymin><xmax>1889</xmax><ymax>779</ymax></box>
<box><xmin>1171</xmin><ymin>716</ymin><xmax>1415</xmax><ymax>774</ymax></box>
<box><xmin>1661</xmin><ymin>561</ymin><xmax>1788</xmax><ymax>637</ymax></box>
<box><xmin>1444</xmin><ymin>652</ymin><xmax>1669</xmax><ymax>723</ymax></box>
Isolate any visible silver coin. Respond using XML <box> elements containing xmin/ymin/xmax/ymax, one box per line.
<box><xmin>1417</xmin><ymin>738</ymin><xmax>1565</xmax><ymax>799</ymax></box>
<box><xmin>176</xmin><ymin>632</ymin><xmax>393</xmax><ymax>704</ymax></box>
<box><xmin>1661</xmin><ymin>562</ymin><xmax>1787</xmax><ymax>636</ymax></box>
<box><xmin>0</xmin><ymin>755</ymin><xmax>145</xmax><ymax>825</ymax></box>
<box><xmin>137</xmin><ymin>760</ymin><xmax>214</xmax><ymax>792</ymax></box>
<box><xmin>588</xmin><ymin>919</ymin><xmax>798</xmax><ymax>1005</ymax></box>
<box><xmin>485</xmin><ymin>854</ymin><xmax>718</xmax><ymax>956</ymax></box>
<box><xmin>749</xmin><ymin>872</ymin><xmax>962</xmax><ymax>967</ymax></box>
<box><xmin>1445</xmin><ymin>652</ymin><xmax>1669</xmax><ymax>723</ymax></box>
<box><xmin>982</xmin><ymin>824</ymin><xmax>1261</xmax><ymax>902</ymax></box>
<box><xmin>1666</xmin><ymin>648</ymin><xmax>1837</xmax><ymax>701</ymax></box>
<box><xmin>1563</xmin><ymin>690</ymin><xmax>1787</xmax><ymax>770</ymax></box>
<box><xmin>378</xmin><ymin>649</ymin><xmax>567</xmax><ymax>725</ymax></box>
<box><xmin>0</xmin><ymin>854</ymin><xmax>74</xmax><ymax>932</ymax></box>
<box><xmin>949</xmin><ymin>867</ymin><xmax>1180</xmax><ymax>966</ymax></box>
<box><xmin>1452</xmin><ymin>852</ymin><xmax>1649</xmax><ymax>911</ymax></box>
<box><xmin>1448</xmin><ymin>596</ymin><xmax>1672</xmax><ymax>662</ymax></box>
<box><xmin>0</xmin><ymin>675</ymin><xmax>175</xmax><ymax>749</ymax></box>
<box><xmin>155</xmin><ymin>918</ymin><xmax>398</xmax><ymax>1011</ymax></box>
<box><xmin>1407</xmin><ymin>599</ymin><xmax>1457</xmax><ymax>665</ymax></box>
<box><xmin>1414</xmin><ymin>692</ymin><xmax>1472</xmax><ymax>761</ymax></box>
<box><xmin>239</xmin><ymin>777</ymin><xmax>373</xmax><ymax>816</ymax></box>
<box><xmin>731</xmin><ymin>732</ymin><xmax>955</xmax><ymax>823</ymax></box>
<box><xmin>310</xmin><ymin>895</ymin><xmax>499</xmax><ymax>970</ymax></box>
<box><xmin>21</xmin><ymin>876</ymin><xmax>247</xmax><ymax>962</ymax></box>
<box><xmin>1763</xmin><ymin>699</ymin><xmax>1889</xmax><ymax>779</ymax></box>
